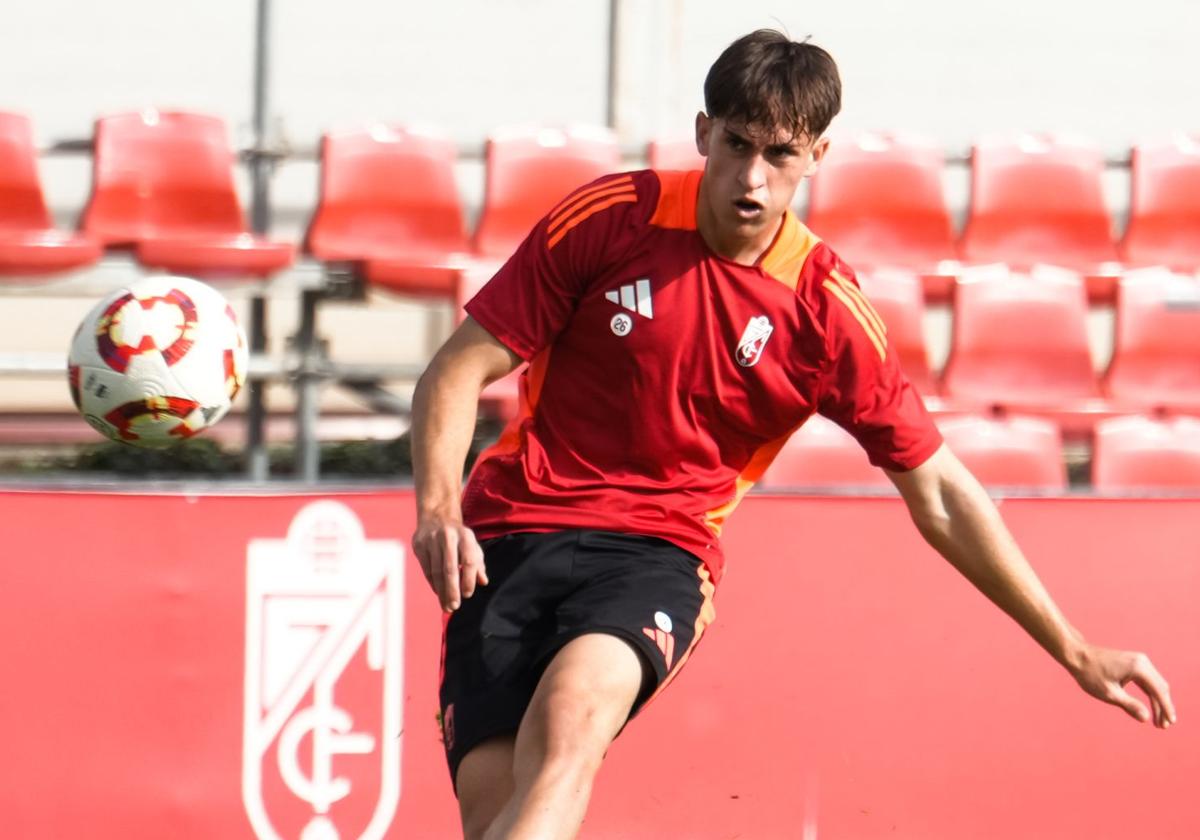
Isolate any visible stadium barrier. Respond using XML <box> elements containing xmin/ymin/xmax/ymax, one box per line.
<box><xmin>0</xmin><ymin>488</ymin><xmax>1195</xmax><ymax>838</ymax></box>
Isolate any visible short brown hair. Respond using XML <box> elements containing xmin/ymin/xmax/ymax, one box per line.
<box><xmin>703</xmin><ymin>30</ymin><xmax>842</xmax><ymax>140</ymax></box>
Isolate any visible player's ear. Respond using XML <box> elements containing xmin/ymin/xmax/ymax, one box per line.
<box><xmin>804</xmin><ymin>137</ymin><xmax>831</xmax><ymax>177</ymax></box>
<box><xmin>695</xmin><ymin>112</ymin><xmax>713</xmax><ymax>156</ymax></box>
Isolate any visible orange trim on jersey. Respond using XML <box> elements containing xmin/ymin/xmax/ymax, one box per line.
<box><xmin>548</xmin><ymin>182</ymin><xmax>636</xmax><ymax>235</ymax></box>
<box><xmin>703</xmin><ymin>418</ymin><xmax>810</xmax><ymax>537</ymax></box>
<box><xmin>759</xmin><ymin>212</ymin><xmax>822</xmax><ymax>291</ymax></box>
<box><xmin>547</xmin><ymin>194</ymin><xmax>638</xmax><ymax>250</ymax></box>
<box><xmin>468</xmin><ymin>348</ymin><xmax>552</xmax><ymax>466</ymax></box>
<box><xmin>548</xmin><ymin>174</ymin><xmax>634</xmax><ymax>222</ymax></box>
<box><xmin>649</xmin><ymin>170</ymin><xmax>702</xmax><ymax>230</ymax></box>
<box><xmin>641</xmin><ymin>564</ymin><xmax>717</xmax><ymax>709</ymax></box>
<box><xmin>830</xmin><ymin>270</ymin><xmax>887</xmax><ymax>337</ymax></box>
<box><xmin>823</xmin><ymin>279</ymin><xmax>887</xmax><ymax>361</ymax></box>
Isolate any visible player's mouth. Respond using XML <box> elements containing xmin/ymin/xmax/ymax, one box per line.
<box><xmin>733</xmin><ymin>197</ymin><xmax>764</xmax><ymax>219</ymax></box>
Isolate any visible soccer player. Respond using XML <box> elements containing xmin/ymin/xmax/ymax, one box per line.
<box><xmin>411</xmin><ymin>29</ymin><xmax>1176</xmax><ymax>840</ymax></box>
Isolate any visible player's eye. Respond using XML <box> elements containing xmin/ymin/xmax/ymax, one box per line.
<box><xmin>726</xmin><ymin>135</ymin><xmax>749</xmax><ymax>151</ymax></box>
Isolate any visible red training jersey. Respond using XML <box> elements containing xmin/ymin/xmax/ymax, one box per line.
<box><xmin>462</xmin><ymin>169</ymin><xmax>941</xmax><ymax>583</ymax></box>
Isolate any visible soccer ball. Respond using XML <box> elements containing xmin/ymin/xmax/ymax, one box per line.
<box><xmin>67</xmin><ymin>275</ymin><xmax>248</xmax><ymax>446</ymax></box>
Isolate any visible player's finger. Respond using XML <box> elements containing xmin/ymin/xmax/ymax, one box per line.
<box><xmin>458</xmin><ymin>530</ymin><xmax>488</xmax><ymax>600</ymax></box>
<box><xmin>440</xmin><ymin>527</ymin><xmax>463</xmax><ymax>611</ymax></box>
<box><xmin>1131</xmin><ymin>662</ymin><xmax>1176</xmax><ymax>727</ymax></box>
<box><xmin>1109</xmin><ymin>684</ymin><xmax>1151</xmax><ymax>723</ymax></box>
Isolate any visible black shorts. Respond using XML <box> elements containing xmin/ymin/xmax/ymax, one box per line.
<box><xmin>438</xmin><ymin>529</ymin><xmax>716</xmax><ymax>785</ymax></box>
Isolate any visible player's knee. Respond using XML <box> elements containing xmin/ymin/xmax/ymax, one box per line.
<box><xmin>527</xmin><ymin>685</ymin><xmax>625</xmax><ymax>770</ymax></box>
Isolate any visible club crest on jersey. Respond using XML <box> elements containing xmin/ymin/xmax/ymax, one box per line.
<box><xmin>735</xmin><ymin>315</ymin><xmax>774</xmax><ymax>367</ymax></box>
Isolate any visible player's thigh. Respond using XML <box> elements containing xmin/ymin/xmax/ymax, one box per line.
<box><xmin>455</xmin><ymin>734</ymin><xmax>517</xmax><ymax>839</ymax></box>
<box><xmin>520</xmin><ymin>632</ymin><xmax>648</xmax><ymax>765</ymax></box>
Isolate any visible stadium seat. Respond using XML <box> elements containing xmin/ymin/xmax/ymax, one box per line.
<box><xmin>855</xmin><ymin>269</ymin><xmax>935</xmax><ymax>395</ymax></box>
<box><xmin>1092</xmin><ymin>415</ymin><xmax>1200</xmax><ymax>491</ymax></box>
<box><xmin>0</xmin><ymin>112</ymin><xmax>101</xmax><ymax>276</ymax></box>
<box><xmin>937</xmin><ymin>414</ymin><xmax>1066</xmax><ymax>490</ymax></box>
<box><xmin>81</xmin><ymin>110</ymin><xmax>294</xmax><ymax>277</ymax></box>
<box><xmin>1103</xmin><ymin>269</ymin><xmax>1200</xmax><ymax>412</ymax></box>
<box><xmin>1120</xmin><ymin>134</ymin><xmax>1200</xmax><ymax>271</ymax></box>
<box><xmin>473</xmin><ymin>125</ymin><xmax>622</xmax><ymax>259</ymax></box>
<box><xmin>940</xmin><ymin>266</ymin><xmax>1103</xmax><ymax>420</ymax></box>
<box><xmin>757</xmin><ymin>414</ymin><xmax>894</xmax><ymax>490</ymax></box>
<box><xmin>305</xmin><ymin>124</ymin><xmax>470</xmax><ymax>298</ymax></box>
<box><xmin>959</xmin><ymin>134</ymin><xmax>1120</xmax><ymax>300</ymax></box>
<box><xmin>806</xmin><ymin>132</ymin><xmax>959</xmax><ymax>300</ymax></box>
<box><xmin>646</xmin><ymin>137</ymin><xmax>705</xmax><ymax>171</ymax></box>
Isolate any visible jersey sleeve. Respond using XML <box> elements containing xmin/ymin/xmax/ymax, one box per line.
<box><xmin>464</xmin><ymin>172</ymin><xmax>650</xmax><ymax>361</ymax></box>
<box><xmin>815</xmin><ymin>261</ymin><xmax>943</xmax><ymax>472</ymax></box>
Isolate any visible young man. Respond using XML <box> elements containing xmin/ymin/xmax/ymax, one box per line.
<box><xmin>411</xmin><ymin>30</ymin><xmax>1176</xmax><ymax>840</ymax></box>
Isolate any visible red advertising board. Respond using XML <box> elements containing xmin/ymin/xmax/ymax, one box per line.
<box><xmin>0</xmin><ymin>489</ymin><xmax>1195</xmax><ymax>838</ymax></box>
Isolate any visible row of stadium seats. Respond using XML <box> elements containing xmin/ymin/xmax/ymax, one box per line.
<box><xmin>2</xmin><ymin>110</ymin><xmax>1199</xmax><ymax>304</ymax></box>
<box><xmin>758</xmin><ymin>413</ymin><xmax>1200</xmax><ymax>492</ymax></box>
<box><xmin>861</xmin><ymin>265</ymin><xmax>1200</xmax><ymax>419</ymax></box>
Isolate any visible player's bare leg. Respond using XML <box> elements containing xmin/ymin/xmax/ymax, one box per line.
<box><xmin>482</xmin><ymin>633</ymin><xmax>647</xmax><ymax>840</ymax></box>
<box><xmin>456</xmin><ymin>734</ymin><xmax>517</xmax><ymax>840</ymax></box>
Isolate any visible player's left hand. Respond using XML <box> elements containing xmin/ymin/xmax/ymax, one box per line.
<box><xmin>1069</xmin><ymin>644</ymin><xmax>1176</xmax><ymax>729</ymax></box>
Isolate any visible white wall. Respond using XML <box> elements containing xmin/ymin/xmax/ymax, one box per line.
<box><xmin>7</xmin><ymin>0</ymin><xmax>1199</xmax><ymax>227</ymax></box>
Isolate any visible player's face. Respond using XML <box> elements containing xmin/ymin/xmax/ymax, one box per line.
<box><xmin>694</xmin><ymin>112</ymin><xmax>828</xmax><ymax>263</ymax></box>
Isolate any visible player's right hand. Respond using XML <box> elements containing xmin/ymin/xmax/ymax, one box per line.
<box><xmin>411</xmin><ymin>516</ymin><xmax>488</xmax><ymax>612</ymax></box>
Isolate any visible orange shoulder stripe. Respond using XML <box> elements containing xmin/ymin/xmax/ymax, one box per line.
<box><xmin>547</xmin><ymin>182</ymin><xmax>636</xmax><ymax>236</ymax></box>
<box><xmin>830</xmin><ymin>270</ymin><xmax>887</xmax><ymax>337</ymax></box>
<box><xmin>547</xmin><ymin>194</ymin><xmax>638</xmax><ymax>249</ymax></box>
<box><xmin>547</xmin><ymin>174</ymin><xmax>634</xmax><ymax>227</ymax></box>
<box><xmin>822</xmin><ymin>279</ymin><xmax>887</xmax><ymax>361</ymax></box>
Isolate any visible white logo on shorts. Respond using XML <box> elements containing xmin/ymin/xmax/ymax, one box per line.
<box><xmin>654</xmin><ymin>611</ymin><xmax>673</xmax><ymax>633</ymax></box>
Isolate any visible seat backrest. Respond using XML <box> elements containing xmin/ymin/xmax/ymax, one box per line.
<box><xmin>940</xmin><ymin>266</ymin><xmax>1100</xmax><ymax>406</ymax></box>
<box><xmin>960</xmin><ymin>134</ymin><xmax>1117</xmax><ymax>269</ymax></box>
<box><xmin>0</xmin><ymin>112</ymin><xmax>54</xmax><ymax>230</ymax></box>
<box><xmin>1092</xmin><ymin>415</ymin><xmax>1200</xmax><ymax>490</ymax></box>
<box><xmin>806</xmin><ymin>132</ymin><xmax>956</xmax><ymax>269</ymax></box>
<box><xmin>646</xmin><ymin>137</ymin><xmax>705</xmax><ymax>171</ymax></box>
<box><xmin>473</xmin><ymin>125</ymin><xmax>622</xmax><ymax>258</ymax></box>
<box><xmin>855</xmin><ymin>269</ymin><xmax>934</xmax><ymax>394</ymax></box>
<box><xmin>1121</xmin><ymin>135</ymin><xmax>1200</xmax><ymax>270</ymax></box>
<box><xmin>306</xmin><ymin>124</ymin><xmax>467</xmax><ymax>260</ymax></box>
<box><xmin>1103</xmin><ymin>269</ymin><xmax>1200</xmax><ymax>409</ymax></box>
<box><xmin>937</xmin><ymin>414</ymin><xmax>1065</xmax><ymax>489</ymax></box>
<box><xmin>82</xmin><ymin>110</ymin><xmax>247</xmax><ymax>245</ymax></box>
<box><xmin>758</xmin><ymin>414</ymin><xmax>893</xmax><ymax>490</ymax></box>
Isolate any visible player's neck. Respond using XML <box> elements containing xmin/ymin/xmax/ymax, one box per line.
<box><xmin>695</xmin><ymin>181</ymin><xmax>783</xmax><ymax>266</ymax></box>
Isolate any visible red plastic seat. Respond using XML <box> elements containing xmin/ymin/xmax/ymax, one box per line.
<box><xmin>0</xmin><ymin>112</ymin><xmax>101</xmax><ymax>276</ymax></box>
<box><xmin>856</xmin><ymin>269</ymin><xmax>935</xmax><ymax>395</ymax></box>
<box><xmin>646</xmin><ymin>138</ymin><xmax>705</xmax><ymax>171</ymax></box>
<box><xmin>306</xmin><ymin>124</ymin><xmax>470</xmax><ymax>297</ymax></box>
<box><xmin>1092</xmin><ymin>415</ymin><xmax>1200</xmax><ymax>491</ymax></box>
<box><xmin>941</xmin><ymin>266</ymin><xmax>1102</xmax><ymax>413</ymax></box>
<box><xmin>937</xmin><ymin>414</ymin><xmax>1066</xmax><ymax>490</ymax></box>
<box><xmin>473</xmin><ymin>125</ymin><xmax>622</xmax><ymax>259</ymax></box>
<box><xmin>758</xmin><ymin>414</ymin><xmax>894</xmax><ymax>490</ymax></box>
<box><xmin>81</xmin><ymin>110</ymin><xmax>294</xmax><ymax>277</ymax></box>
<box><xmin>1103</xmin><ymin>269</ymin><xmax>1200</xmax><ymax>412</ymax></box>
<box><xmin>1120</xmin><ymin>135</ymin><xmax>1200</xmax><ymax>271</ymax></box>
<box><xmin>806</xmin><ymin>132</ymin><xmax>958</xmax><ymax>300</ymax></box>
<box><xmin>960</xmin><ymin>134</ymin><xmax>1120</xmax><ymax>300</ymax></box>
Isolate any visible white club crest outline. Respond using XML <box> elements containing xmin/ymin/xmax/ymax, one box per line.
<box><xmin>243</xmin><ymin>500</ymin><xmax>404</xmax><ymax>840</ymax></box>
<box><xmin>736</xmin><ymin>315</ymin><xmax>774</xmax><ymax>368</ymax></box>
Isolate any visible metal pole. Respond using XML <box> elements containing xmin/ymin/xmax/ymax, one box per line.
<box><xmin>246</xmin><ymin>0</ymin><xmax>272</xmax><ymax>481</ymax></box>
<box><xmin>606</xmin><ymin>0</ymin><xmax>620</xmax><ymax>129</ymax></box>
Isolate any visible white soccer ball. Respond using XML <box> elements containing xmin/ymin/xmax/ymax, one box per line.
<box><xmin>67</xmin><ymin>275</ymin><xmax>248</xmax><ymax>447</ymax></box>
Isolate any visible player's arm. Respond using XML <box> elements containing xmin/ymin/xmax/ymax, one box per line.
<box><xmin>410</xmin><ymin>316</ymin><xmax>521</xmax><ymax>612</ymax></box>
<box><xmin>886</xmin><ymin>445</ymin><xmax>1176</xmax><ymax>729</ymax></box>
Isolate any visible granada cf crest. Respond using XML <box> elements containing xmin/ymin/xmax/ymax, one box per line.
<box><xmin>243</xmin><ymin>501</ymin><xmax>404</xmax><ymax>840</ymax></box>
<box><xmin>735</xmin><ymin>315</ymin><xmax>774</xmax><ymax>368</ymax></box>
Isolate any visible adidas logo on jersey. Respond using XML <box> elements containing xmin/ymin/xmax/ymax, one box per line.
<box><xmin>605</xmin><ymin>279</ymin><xmax>653</xmax><ymax>319</ymax></box>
